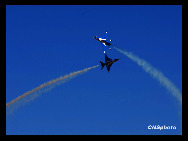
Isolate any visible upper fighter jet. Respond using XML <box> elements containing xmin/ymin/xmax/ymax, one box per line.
<box><xmin>93</xmin><ymin>31</ymin><xmax>112</xmax><ymax>54</ymax></box>
<box><xmin>100</xmin><ymin>54</ymin><xmax>119</xmax><ymax>72</ymax></box>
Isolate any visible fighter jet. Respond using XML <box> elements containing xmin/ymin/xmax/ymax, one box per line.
<box><xmin>100</xmin><ymin>54</ymin><xmax>119</xmax><ymax>72</ymax></box>
<box><xmin>93</xmin><ymin>31</ymin><xmax>112</xmax><ymax>54</ymax></box>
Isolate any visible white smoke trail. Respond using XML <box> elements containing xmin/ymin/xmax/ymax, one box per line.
<box><xmin>6</xmin><ymin>65</ymin><xmax>99</xmax><ymax>114</ymax></box>
<box><xmin>113</xmin><ymin>46</ymin><xmax>182</xmax><ymax>134</ymax></box>
<box><xmin>113</xmin><ymin>46</ymin><xmax>182</xmax><ymax>105</ymax></box>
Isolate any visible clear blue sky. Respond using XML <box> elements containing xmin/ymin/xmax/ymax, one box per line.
<box><xmin>6</xmin><ymin>5</ymin><xmax>182</xmax><ymax>135</ymax></box>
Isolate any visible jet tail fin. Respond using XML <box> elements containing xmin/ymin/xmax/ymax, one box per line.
<box><xmin>100</xmin><ymin>61</ymin><xmax>105</xmax><ymax>70</ymax></box>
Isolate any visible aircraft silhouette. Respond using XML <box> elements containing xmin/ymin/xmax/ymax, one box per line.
<box><xmin>100</xmin><ymin>54</ymin><xmax>119</xmax><ymax>72</ymax></box>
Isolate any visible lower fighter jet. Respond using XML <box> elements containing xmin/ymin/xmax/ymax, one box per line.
<box><xmin>100</xmin><ymin>54</ymin><xmax>119</xmax><ymax>72</ymax></box>
<box><xmin>93</xmin><ymin>31</ymin><xmax>112</xmax><ymax>54</ymax></box>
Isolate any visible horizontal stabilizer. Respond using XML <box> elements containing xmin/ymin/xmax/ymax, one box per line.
<box><xmin>100</xmin><ymin>61</ymin><xmax>105</xmax><ymax>70</ymax></box>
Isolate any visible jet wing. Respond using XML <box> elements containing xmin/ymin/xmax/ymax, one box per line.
<box><xmin>106</xmin><ymin>63</ymin><xmax>113</xmax><ymax>72</ymax></box>
<box><xmin>105</xmin><ymin>54</ymin><xmax>112</xmax><ymax>62</ymax></box>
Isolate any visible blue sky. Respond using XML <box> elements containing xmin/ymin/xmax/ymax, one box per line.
<box><xmin>6</xmin><ymin>5</ymin><xmax>182</xmax><ymax>135</ymax></box>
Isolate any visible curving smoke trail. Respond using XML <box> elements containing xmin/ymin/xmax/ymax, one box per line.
<box><xmin>113</xmin><ymin>46</ymin><xmax>182</xmax><ymax>106</ymax></box>
<box><xmin>6</xmin><ymin>65</ymin><xmax>99</xmax><ymax>114</ymax></box>
<box><xmin>113</xmin><ymin>46</ymin><xmax>182</xmax><ymax>134</ymax></box>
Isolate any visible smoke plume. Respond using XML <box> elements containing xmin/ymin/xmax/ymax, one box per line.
<box><xmin>6</xmin><ymin>65</ymin><xmax>99</xmax><ymax>114</ymax></box>
<box><xmin>113</xmin><ymin>46</ymin><xmax>182</xmax><ymax>105</ymax></box>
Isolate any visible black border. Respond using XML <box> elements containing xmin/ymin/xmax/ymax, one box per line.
<box><xmin>2</xmin><ymin>0</ymin><xmax>184</xmax><ymax>136</ymax></box>
<box><xmin>1</xmin><ymin>0</ymin><xmax>185</xmax><ymax>5</ymax></box>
